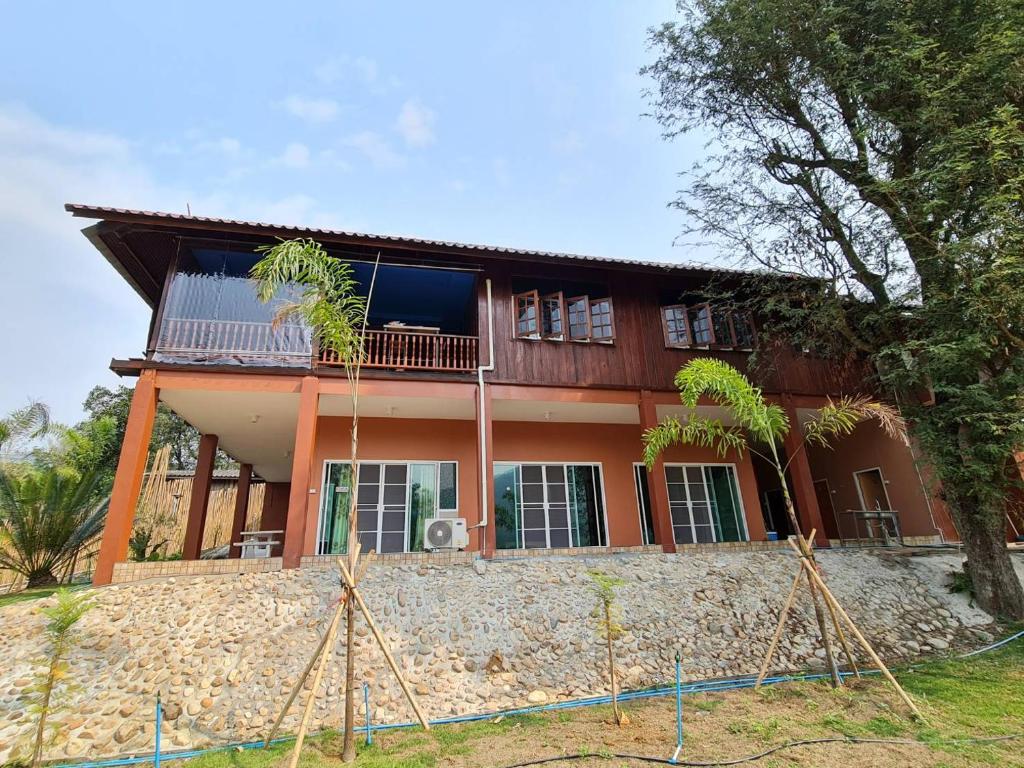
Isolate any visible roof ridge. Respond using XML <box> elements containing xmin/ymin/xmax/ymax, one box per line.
<box><xmin>65</xmin><ymin>202</ymin><xmax>752</xmax><ymax>276</ymax></box>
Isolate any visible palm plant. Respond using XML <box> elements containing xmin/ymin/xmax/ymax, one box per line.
<box><xmin>643</xmin><ymin>358</ymin><xmax>907</xmax><ymax>538</ymax></box>
<box><xmin>0</xmin><ymin>401</ymin><xmax>51</xmax><ymax>454</ymax></box>
<box><xmin>251</xmin><ymin>238</ymin><xmax>377</xmax><ymax>763</ymax></box>
<box><xmin>0</xmin><ymin>466</ymin><xmax>108</xmax><ymax>588</ymax></box>
<box><xmin>643</xmin><ymin>358</ymin><xmax>907</xmax><ymax>686</ymax></box>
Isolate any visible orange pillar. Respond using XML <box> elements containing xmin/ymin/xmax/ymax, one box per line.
<box><xmin>283</xmin><ymin>376</ymin><xmax>320</xmax><ymax>568</ymax></box>
<box><xmin>228</xmin><ymin>463</ymin><xmax>253</xmax><ymax>559</ymax></box>
<box><xmin>639</xmin><ymin>391</ymin><xmax>677</xmax><ymax>554</ymax></box>
<box><xmin>93</xmin><ymin>370</ymin><xmax>159</xmax><ymax>586</ymax></box>
<box><xmin>781</xmin><ymin>396</ymin><xmax>829</xmax><ymax>547</ymax></box>
<box><xmin>182</xmin><ymin>433</ymin><xmax>218</xmax><ymax>560</ymax></box>
<box><xmin>734</xmin><ymin>450</ymin><xmax>768</xmax><ymax>541</ymax></box>
<box><xmin>477</xmin><ymin>382</ymin><xmax>496</xmax><ymax>557</ymax></box>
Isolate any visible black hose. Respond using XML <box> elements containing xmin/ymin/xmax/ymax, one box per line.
<box><xmin>500</xmin><ymin>733</ymin><xmax>1024</xmax><ymax>767</ymax></box>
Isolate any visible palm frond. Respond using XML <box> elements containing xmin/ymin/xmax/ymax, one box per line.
<box><xmin>803</xmin><ymin>395</ymin><xmax>909</xmax><ymax>448</ymax></box>
<box><xmin>0</xmin><ymin>401</ymin><xmax>50</xmax><ymax>450</ymax></box>
<box><xmin>673</xmin><ymin>358</ymin><xmax>787</xmax><ymax>444</ymax></box>
<box><xmin>642</xmin><ymin>414</ymin><xmax>749</xmax><ymax>468</ymax></box>
<box><xmin>251</xmin><ymin>238</ymin><xmax>368</xmax><ymax>370</ymax></box>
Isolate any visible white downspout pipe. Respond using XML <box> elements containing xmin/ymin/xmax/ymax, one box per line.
<box><xmin>473</xmin><ymin>279</ymin><xmax>496</xmax><ymax>547</ymax></box>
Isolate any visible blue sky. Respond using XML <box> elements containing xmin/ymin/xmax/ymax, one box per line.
<box><xmin>0</xmin><ymin>1</ymin><xmax>713</xmax><ymax>424</ymax></box>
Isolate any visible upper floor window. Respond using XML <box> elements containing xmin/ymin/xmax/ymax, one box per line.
<box><xmin>661</xmin><ymin>303</ymin><xmax>756</xmax><ymax>350</ymax></box>
<box><xmin>515</xmin><ymin>290</ymin><xmax>615</xmax><ymax>343</ymax></box>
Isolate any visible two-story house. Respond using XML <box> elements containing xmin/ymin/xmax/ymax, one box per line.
<box><xmin>67</xmin><ymin>204</ymin><xmax>959</xmax><ymax>586</ymax></box>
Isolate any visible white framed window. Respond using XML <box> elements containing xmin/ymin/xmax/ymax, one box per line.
<box><xmin>494</xmin><ymin>462</ymin><xmax>608</xmax><ymax>550</ymax></box>
<box><xmin>664</xmin><ymin>463</ymin><xmax>748</xmax><ymax>545</ymax></box>
<box><xmin>633</xmin><ymin>463</ymin><xmax>657</xmax><ymax>546</ymax></box>
<box><xmin>317</xmin><ymin>460</ymin><xmax>459</xmax><ymax>554</ymax></box>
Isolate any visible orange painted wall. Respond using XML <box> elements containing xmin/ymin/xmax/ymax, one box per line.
<box><xmin>301</xmin><ymin>416</ymin><xmax>769</xmax><ymax>554</ymax></box>
<box><xmin>492</xmin><ymin>421</ymin><xmax>767</xmax><ymax>547</ymax></box>
<box><xmin>306</xmin><ymin>416</ymin><xmax>482</xmax><ymax>554</ymax></box>
<box><xmin>807</xmin><ymin>421</ymin><xmax>958</xmax><ymax>540</ymax></box>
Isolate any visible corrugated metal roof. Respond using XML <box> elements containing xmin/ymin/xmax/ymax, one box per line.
<box><xmin>65</xmin><ymin>203</ymin><xmax>754</xmax><ymax>276</ymax></box>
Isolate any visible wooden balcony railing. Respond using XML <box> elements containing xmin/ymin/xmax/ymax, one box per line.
<box><xmin>319</xmin><ymin>329</ymin><xmax>479</xmax><ymax>373</ymax></box>
<box><xmin>154</xmin><ymin>317</ymin><xmax>312</xmax><ymax>365</ymax></box>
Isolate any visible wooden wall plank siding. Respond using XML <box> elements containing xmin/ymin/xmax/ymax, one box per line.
<box><xmin>480</xmin><ymin>261</ymin><xmax>871</xmax><ymax>396</ymax></box>
<box><xmin>92</xmin><ymin>218</ymin><xmax>870</xmax><ymax>399</ymax></box>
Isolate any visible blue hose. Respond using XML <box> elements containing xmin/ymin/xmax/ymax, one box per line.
<box><xmin>55</xmin><ymin>628</ymin><xmax>1022</xmax><ymax>768</ymax></box>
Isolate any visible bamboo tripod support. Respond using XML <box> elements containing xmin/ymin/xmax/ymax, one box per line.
<box><xmin>784</xmin><ymin>538</ymin><xmax>925</xmax><ymax>722</ymax></box>
<box><xmin>264</xmin><ymin>552</ymin><xmax>375</xmax><ymax>748</ymax></box>
<box><xmin>338</xmin><ymin>559</ymin><xmax>431</xmax><ymax>730</ymax></box>
<box><xmin>755</xmin><ymin>530</ymin><xmax>861</xmax><ymax>689</ymax></box>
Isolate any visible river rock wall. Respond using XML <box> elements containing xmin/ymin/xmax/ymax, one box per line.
<box><xmin>0</xmin><ymin>549</ymin><xmax>1007</xmax><ymax>762</ymax></box>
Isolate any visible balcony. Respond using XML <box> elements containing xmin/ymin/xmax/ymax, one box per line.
<box><xmin>154</xmin><ymin>317</ymin><xmax>478</xmax><ymax>374</ymax></box>
<box><xmin>319</xmin><ymin>328</ymin><xmax>479</xmax><ymax>373</ymax></box>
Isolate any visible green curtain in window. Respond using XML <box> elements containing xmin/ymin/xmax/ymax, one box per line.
<box><xmin>705</xmin><ymin>466</ymin><xmax>744</xmax><ymax>542</ymax></box>
<box><xmin>321</xmin><ymin>463</ymin><xmax>352</xmax><ymax>554</ymax></box>
<box><xmin>408</xmin><ymin>463</ymin><xmax>437</xmax><ymax>552</ymax></box>
<box><xmin>494</xmin><ymin>464</ymin><xmax>521</xmax><ymax>549</ymax></box>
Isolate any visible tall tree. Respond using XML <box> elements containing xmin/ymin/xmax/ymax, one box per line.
<box><xmin>645</xmin><ymin>0</ymin><xmax>1024</xmax><ymax>617</ymax></box>
<box><xmin>76</xmin><ymin>385</ymin><xmax>226</xmax><ymax>481</ymax></box>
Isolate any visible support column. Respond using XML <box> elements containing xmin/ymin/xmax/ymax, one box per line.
<box><xmin>228</xmin><ymin>463</ymin><xmax>253</xmax><ymax>559</ymax></box>
<box><xmin>735</xmin><ymin>451</ymin><xmax>768</xmax><ymax>541</ymax></box>
<box><xmin>781</xmin><ymin>396</ymin><xmax>829</xmax><ymax>547</ymax></box>
<box><xmin>93</xmin><ymin>370</ymin><xmax>159</xmax><ymax>586</ymax></box>
<box><xmin>182</xmin><ymin>433</ymin><xmax>218</xmax><ymax>560</ymax></box>
<box><xmin>283</xmin><ymin>376</ymin><xmax>320</xmax><ymax>568</ymax></box>
<box><xmin>477</xmin><ymin>382</ymin><xmax>496</xmax><ymax>558</ymax></box>
<box><xmin>639</xmin><ymin>391</ymin><xmax>677</xmax><ymax>554</ymax></box>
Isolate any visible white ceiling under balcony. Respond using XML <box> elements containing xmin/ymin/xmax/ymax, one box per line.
<box><xmin>491</xmin><ymin>399</ymin><xmax>640</xmax><ymax>424</ymax></box>
<box><xmin>318</xmin><ymin>393</ymin><xmax>475</xmax><ymax>420</ymax></box>
<box><xmin>159</xmin><ymin>389</ymin><xmax>300</xmax><ymax>482</ymax></box>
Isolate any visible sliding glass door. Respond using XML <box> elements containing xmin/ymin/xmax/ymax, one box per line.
<box><xmin>494</xmin><ymin>463</ymin><xmax>607</xmax><ymax>550</ymax></box>
<box><xmin>317</xmin><ymin>460</ymin><xmax>457</xmax><ymax>554</ymax></box>
<box><xmin>664</xmin><ymin>464</ymin><xmax>747</xmax><ymax>544</ymax></box>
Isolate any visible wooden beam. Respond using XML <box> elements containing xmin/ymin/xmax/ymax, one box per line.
<box><xmin>93</xmin><ymin>370</ymin><xmax>158</xmax><ymax>586</ymax></box>
<box><xmin>182</xmin><ymin>434</ymin><xmax>218</xmax><ymax>560</ymax></box>
<box><xmin>228</xmin><ymin>464</ymin><xmax>253</xmax><ymax>560</ymax></box>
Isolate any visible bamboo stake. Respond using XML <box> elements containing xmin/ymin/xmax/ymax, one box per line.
<box><xmin>824</xmin><ymin>587</ymin><xmax>860</xmax><ymax>678</ymax></box>
<box><xmin>263</xmin><ymin>592</ymin><xmax>347</xmax><ymax>747</ymax></box>
<box><xmin>285</xmin><ymin>573</ymin><xmax>348</xmax><ymax>768</ymax></box>
<box><xmin>755</xmin><ymin>530</ymin><xmax>815</xmax><ymax>689</ymax></box>
<box><xmin>338</xmin><ymin>559</ymin><xmax>431</xmax><ymax>730</ymax></box>
<box><xmin>755</xmin><ymin>566</ymin><xmax>804</xmax><ymax>689</ymax></box>
<box><xmin>264</xmin><ymin>546</ymin><xmax>369</xmax><ymax>749</ymax></box>
<box><xmin>786</xmin><ymin>538</ymin><xmax>925</xmax><ymax>721</ymax></box>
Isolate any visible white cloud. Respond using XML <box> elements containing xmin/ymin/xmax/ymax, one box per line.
<box><xmin>315</xmin><ymin>55</ymin><xmax>382</xmax><ymax>88</ymax></box>
<box><xmin>0</xmin><ymin>104</ymin><xmax>350</xmax><ymax>423</ymax></box>
<box><xmin>344</xmin><ymin>131</ymin><xmax>405</xmax><ymax>169</ymax></box>
<box><xmin>197</xmin><ymin>136</ymin><xmax>242</xmax><ymax>156</ymax></box>
<box><xmin>280</xmin><ymin>95</ymin><xmax>340</xmax><ymax>124</ymax></box>
<box><xmin>276</xmin><ymin>142</ymin><xmax>310</xmax><ymax>169</ymax></box>
<box><xmin>395</xmin><ymin>99</ymin><xmax>437</xmax><ymax>148</ymax></box>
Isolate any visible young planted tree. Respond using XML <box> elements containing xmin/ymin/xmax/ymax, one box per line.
<box><xmin>587</xmin><ymin>570</ymin><xmax>629</xmax><ymax>726</ymax></box>
<box><xmin>643</xmin><ymin>358</ymin><xmax>908</xmax><ymax>685</ymax></box>
<box><xmin>0</xmin><ymin>466</ymin><xmax>108</xmax><ymax>587</ymax></box>
<box><xmin>645</xmin><ymin>0</ymin><xmax>1024</xmax><ymax>618</ymax></box>
<box><xmin>25</xmin><ymin>588</ymin><xmax>93</xmax><ymax>767</ymax></box>
<box><xmin>251</xmin><ymin>238</ymin><xmax>376</xmax><ymax>763</ymax></box>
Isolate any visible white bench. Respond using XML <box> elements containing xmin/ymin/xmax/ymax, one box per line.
<box><xmin>233</xmin><ymin>530</ymin><xmax>283</xmax><ymax>559</ymax></box>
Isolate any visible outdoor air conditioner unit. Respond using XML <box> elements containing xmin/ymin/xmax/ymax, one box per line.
<box><xmin>424</xmin><ymin>518</ymin><xmax>469</xmax><ymax>551</ymax></box>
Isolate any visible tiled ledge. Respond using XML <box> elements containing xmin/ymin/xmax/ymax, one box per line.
<box><xmin>110</xmin><ymin>557</ymin><xmax>283</xmax><ymax>584</ymax></box>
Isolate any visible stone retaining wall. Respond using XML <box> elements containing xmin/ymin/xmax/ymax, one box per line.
<box><xmin>0</xmin><ymin>549</ymin><xmax>1011</xmax><ymax>762</ymax></box>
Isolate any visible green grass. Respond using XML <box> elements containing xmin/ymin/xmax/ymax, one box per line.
<box><xmin>0</xmin><ymin>584</ymin><xmax>87</xmax><ymax>608</ymax></box>
<box><xmin>178</xmin><ymin>634</ymin><xmax>1024</xmax><ymax>768</ymax></box>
